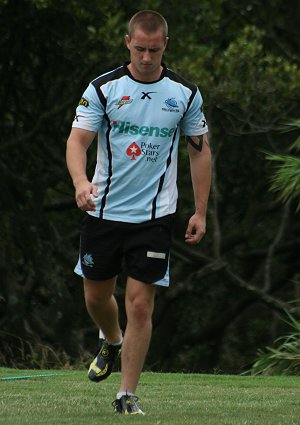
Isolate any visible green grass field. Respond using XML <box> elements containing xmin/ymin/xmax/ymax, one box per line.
<box><xmin>0</xmin><ymin>368</ymin><xmax>299</xmax><ymax>425</ymax></box>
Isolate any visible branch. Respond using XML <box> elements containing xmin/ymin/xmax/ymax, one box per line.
<box><xmin>264</xmin><ymin>202</ymin><xmax>291</xmax><ymax>291</ymax></box>
<box><xmin>209</xmin><ymin>156</ymin><xmax>222</xmax><ymax>259</ymax></box>
<box><xmin>171</xmin><ymin>238</ymin><xmax>210</xmax><ymax>263</ymax></box>
<box><xmin>27</xmin><ymin>313</ymin><xmax>56</xmax><ymax>340</ymax></box>
<box><xmin>224</xmin><ymin>265</ymin><xmax>292</xmax><ymax>315</ymax></box>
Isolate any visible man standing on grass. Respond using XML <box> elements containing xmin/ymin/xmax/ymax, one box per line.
<box><xmin>66</xmin><ymin>10</ymin><xmax>211</xmax><ymax>415</ymax></box>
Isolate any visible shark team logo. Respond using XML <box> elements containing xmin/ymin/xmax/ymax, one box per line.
<box><xmin>162</xmin><ymin>97</ymin><xmax>179</xmax><ymax>112</ymax></box>
<box><xmin>82</xmin><ymin>253</ymin><xmax>94</xmax><ymax>267</ymax></box>
<box><xmin>126</xmin><ymin>142</ymin><xmax>141</xmax><ymax>160</ymax></box>
<box><xmin>115</xmin><ymin>96</ymin><xmax>133</xmax><ymax>109</ymax></box>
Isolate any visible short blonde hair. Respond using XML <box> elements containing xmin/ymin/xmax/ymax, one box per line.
<box><xmin>128</xmin><ymin>10</ymin><xmax>168</xmax><ymax>38</ymax></box>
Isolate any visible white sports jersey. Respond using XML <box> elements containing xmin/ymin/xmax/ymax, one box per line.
<box><xmin>72</xmin><ymin>63</ymin><xmax>208</xmax><ymax>223</ymax></box>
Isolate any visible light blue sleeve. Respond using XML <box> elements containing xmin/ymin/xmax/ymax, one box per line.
<box><xmin>181</xmin><ymin>89</ymin><xmax>208</xmax><ymax>136</ymax></box>
<box><xmin>72</xmin><ymin>83</ymin><xmax>104</xmax><ymax>132</ymax></box>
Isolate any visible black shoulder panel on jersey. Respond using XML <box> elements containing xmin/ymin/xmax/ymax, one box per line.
<box><xmin>91</xmin><ymin>65</ymin><xmax>127</xmax><ymax>88</ymax></box>
<box><xmin>91</xmin><ymin>65</ymin><xmax>128</xmax><ymax>107</ymax></box>
<box><xmin>165</xmin><ymin>68</ymin><xmax>197</xmax><ymax>91</ymax></box>
<box><xmin>165</xmin><ymin>68</ymin><xmax>198</xmax><ymax>116</ymax></box>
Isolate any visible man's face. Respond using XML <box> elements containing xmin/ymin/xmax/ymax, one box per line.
<box><xmin>125</xmin><ymin>28</ymin><xmax>168</xmax><ymax>81</ymax></box>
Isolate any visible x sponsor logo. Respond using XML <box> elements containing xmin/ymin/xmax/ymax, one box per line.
<box><xmin>141</xmin><ymin>91</ymin><xmax>157</xmax><ymax>100</ymax></box>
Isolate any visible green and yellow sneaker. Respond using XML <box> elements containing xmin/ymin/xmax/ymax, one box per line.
<box><xmin>88</xmin><ymin>340</ymin><xmax>122</xmax><ymax>382</ymax></box>
<box><xmin>112</xmin><ymin>395</ymin><xmax>145</xmax><ymax>415</ymax></box>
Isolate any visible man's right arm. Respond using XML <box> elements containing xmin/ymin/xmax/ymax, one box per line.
<box><xmin>66</xmin><ymin>127</ymin><xmax>98</xmax><ymax>211</ymax></box>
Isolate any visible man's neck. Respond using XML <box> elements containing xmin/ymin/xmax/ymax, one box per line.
<box><xmin>127</xmin><ymin>63</ymin><xmax>163</xmax><ymax>82</ymax></box>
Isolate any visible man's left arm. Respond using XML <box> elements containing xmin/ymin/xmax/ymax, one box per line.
<box><xmin>185</xmin><ymin>132</ymin><xmax>212</xmax><ymax>245</ymax></box>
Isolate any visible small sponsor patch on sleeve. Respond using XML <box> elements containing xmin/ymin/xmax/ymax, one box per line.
<box><xmin>147</xmin><ymin>251</ymin><xmax>166</xmax><ymax>260</ymax></box>
<box><xmin>78</xmin><ymin>97</ymin><xmax>89</xmax><ymax>107</ymax></box>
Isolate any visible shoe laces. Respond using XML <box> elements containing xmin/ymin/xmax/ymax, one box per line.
<box><xmin>112</xmin><ymin>394</ymin><xmax>140</xmax><ymax>411</ymax></box>
<box><xmin>125</xmin><ymin>394</ymin><xmax>139</xmax><ymax>404</ymax></box>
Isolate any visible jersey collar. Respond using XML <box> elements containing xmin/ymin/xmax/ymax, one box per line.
<box><xmin>124</xmin><ymin>61</ymin><xmax>167</xmax><ymax>84</ymax></box>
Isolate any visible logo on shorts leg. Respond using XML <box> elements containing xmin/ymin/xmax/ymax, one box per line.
<box><xmin>83</xmin><ymin>253</ymin><xmax>94</xmax><ymax>267</ymax></box>
<box><xmin>147</xmin><ymin>251</ymin><xmax>166</xmax><ymax>259</ymax></box>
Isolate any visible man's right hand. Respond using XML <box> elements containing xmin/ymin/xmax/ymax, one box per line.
<box><xmin>75</xmin><ymin>179</ymin><xmax>98</xmax><ymax>211</ymax></box>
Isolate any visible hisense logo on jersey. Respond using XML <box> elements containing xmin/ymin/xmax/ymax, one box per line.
<box><xmin>115</xmin><ymin>96</ymin><xmax>133</xmax><ymax>109</ymax></box>
<box><xmin>111</xmin><ymin>120</ymin><xmax>175</xmax><ymax>138</ymax></box>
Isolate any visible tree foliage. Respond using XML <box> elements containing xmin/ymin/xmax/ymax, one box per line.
<box><xmin>1</xmin><ymin>0</ymin><xmax>300</xmax><ymax>373</ymax></box>
<box><xmin>251</xmin><ymin>313</ymin><xmax>300</xmax><ymax>375</ymax></box>
<box><xmin>266</xmin><ymin>121</ymin><xmax>300</xmax><ymax>210</ymax></box>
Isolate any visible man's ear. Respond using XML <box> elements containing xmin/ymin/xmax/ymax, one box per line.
<box><xmin>125</xmin><ymin>34</ymin><xmax>130</xmax><ymax>50</ymax></box>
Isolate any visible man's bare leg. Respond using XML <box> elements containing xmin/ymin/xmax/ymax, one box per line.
<box><xmin>83</xmin><ymin>277</ymin><xmax>122</xmax><ymax>344</ymax></box>
<box><xmin>119</xmin><ymin>277</ymin><xmax>156</xmax><ymax>393</ymax></box>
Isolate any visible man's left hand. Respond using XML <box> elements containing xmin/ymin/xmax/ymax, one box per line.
<box><xmin>185</xmin><ymin>213</ymin><xmax>206</xmax><ymax>245</ymax></box>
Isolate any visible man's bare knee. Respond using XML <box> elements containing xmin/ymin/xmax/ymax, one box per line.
<box><xmin>128</xmin><ymin>298</ymin><xmax>153</xmax><ymax>326</ymax></box>
<box><xmin>126</xmin><ymin>279</ymin><xmax>156</xmax><ymax>328</ymax></box>
<box><xmin>83</xmin><ymin>277</ymin><xmax>116</xmax><ymax>307</ymax></box>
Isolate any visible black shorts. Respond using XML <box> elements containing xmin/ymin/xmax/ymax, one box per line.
<box><xmin>79</xmin><ymin>214</ymin><xmax>174</xmax><ymax>283</ymax></box>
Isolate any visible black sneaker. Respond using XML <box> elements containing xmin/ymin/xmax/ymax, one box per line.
<box><xmin>112</xmin><ymin>395</ymin><xmax>145</xmax><ymax>415</ymax></box>
<box><xmin>88</xmin><ymin>339</ymin><xmax>122</xmax><ymax>382</ymax></box>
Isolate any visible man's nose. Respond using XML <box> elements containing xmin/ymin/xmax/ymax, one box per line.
<box><xmin>142</xmin><ymin>50</ymin><xmax>151</xmax><ymax>62</ymax></box>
